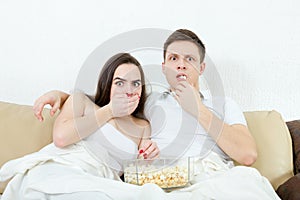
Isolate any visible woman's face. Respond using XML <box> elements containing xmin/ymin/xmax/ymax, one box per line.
<box><xmin>110</xmin><ymin>63</ymin><xmax>142</xmax><ymax>101</ymax></box>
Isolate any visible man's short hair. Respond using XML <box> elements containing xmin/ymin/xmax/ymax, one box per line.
<box><xmin>163</xmin><ymin>29</ymin><xmax>206</xmax><ymax>63</ymax></box>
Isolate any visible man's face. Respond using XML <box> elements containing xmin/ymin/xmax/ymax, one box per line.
<box><xmin>162</xmin><ymin>41</ymin><xmax>205</xmax><ymax>90</ymax></box>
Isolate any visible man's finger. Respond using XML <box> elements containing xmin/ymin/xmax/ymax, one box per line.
<box><xmin>173</xmin><ymin>92</ymin><xmax>180</xmax><ymax>103</ymax></box>
<box><xmin>51</xmin><ymin>101</ymin><xmax>60</xmax><ymax>116</ymax></box>
<box><xmin>35</xmin><ymin>112</ymin><xmax>43</xmax><ymax>122</ymax></box>
<box><xmin>177</xmin><ymin>81</ymin><xmax>188</xmax><ymax>88</ymax></box>
<box><xmin>33</xmin><ymin>102</ymin><xmax>45</xmax><ymax>121</ymax></box>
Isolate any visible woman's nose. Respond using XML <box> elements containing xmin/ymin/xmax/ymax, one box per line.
<box><xmin>125</xmin><ymin>84</ymin><xmax>135</xmax><ymax>94</ymax></box>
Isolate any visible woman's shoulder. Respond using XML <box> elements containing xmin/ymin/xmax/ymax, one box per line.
<box><xmin>64</xmin><ymin>92</ymin><xmax>98</xmax><ymax>116</ymax></box>
<box><xmin>69</xmin><ymin>91</ymin><xmax>93</xmax><ymax>101</ymax></box>
<box><xmin>69</xmin><ymin>91</ymin><xmax>97</xmax><ymax>106</ymax></box>
<box><xmin>132</xmin><ymin>117</ymin><xmax>149</xmax><ymax>127</ymax></box>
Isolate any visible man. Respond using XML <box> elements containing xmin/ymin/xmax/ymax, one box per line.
<box><xmin>143</xmin><ymin>29</ymin><xmax>257</xmax><ymax>165</ymax></box>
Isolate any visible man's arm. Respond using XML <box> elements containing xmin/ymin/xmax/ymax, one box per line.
<box><xmin>198</xmin><ymin>105</ymin><xmax>257</xmax><ymax>166</ymax></box>
<box><xmin>52</xmin><ymin>92</ymin><xmax>113</xmax><ymax>147</ymax></box>
<box><xmin>174</xmin><ymin>81</ymin><xmax>257</xmax><ymax>166</ymax></box>
<box><xmin>33</xmin><ymin>90</ymin><xmax>70</xmax><ymax>121</ymax></box>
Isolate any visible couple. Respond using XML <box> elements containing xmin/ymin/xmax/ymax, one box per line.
<box><xmin>0</xmin><ymin>29</ymin><xmax>280</xmax><ymax>199</ymax></box>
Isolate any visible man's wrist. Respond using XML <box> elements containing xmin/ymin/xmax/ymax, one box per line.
<box><xmin>197</xmin><ymin>104</ymin><xmax>213</xmax><ymax>128</ymax></box>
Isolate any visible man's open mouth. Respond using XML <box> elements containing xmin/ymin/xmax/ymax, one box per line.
<box><xmin>176</xmin><ymin>74</ymin><xmax>187</xmax><ymax>81</ymax></box>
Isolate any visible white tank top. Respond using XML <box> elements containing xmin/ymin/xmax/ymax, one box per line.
<box><xmin>83</xmin><ymin>123</ymin><xmax>138</xmax><ymax>175</ymax></box>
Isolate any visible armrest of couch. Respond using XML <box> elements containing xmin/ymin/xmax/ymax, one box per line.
<box><xmin>276</xmin><ymin>120</ymin><xmax>300</xmax><ymax>199</ymax></box>
<box><xmin>243</xmin><ymin>110</ymin><xmax>294</xmax><ymax>190</ymax></box>
<box><xmin>0</xmin><ymin>101</ymin><xmax>56</xmax><ymax>193</ymax></box>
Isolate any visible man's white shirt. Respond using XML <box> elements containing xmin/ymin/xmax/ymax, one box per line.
<box><xmin>144</xmin><ymin>90</ymin><xmax>247</xmax><ymax>161</ymax></box>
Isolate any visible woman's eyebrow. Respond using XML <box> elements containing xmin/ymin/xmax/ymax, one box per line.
<box><xmin>131</xmin><ymin>79</ymin><xmax>141</xmax><ymax>82</ymax></box>
<box><xmin>114</xmin><ymin>77</ymin><xmax>141</xmax><ymax>83</ymax></box>
<box><xmin>113</xmin><ymin>77</ymin><xmax>127</xmax><ymax>82</ymax></box>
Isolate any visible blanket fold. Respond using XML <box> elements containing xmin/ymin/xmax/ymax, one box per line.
<box><xmin>0</xmin><ymin>143</ymin><xmax>280</xmax><ymax>200</ymax></box>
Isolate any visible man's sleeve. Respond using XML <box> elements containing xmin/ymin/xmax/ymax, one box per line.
<box><xmin>144</xmin><ymin>92</ymin><xmax>160</xmax><ymax>121</ymax></box>
<box><xmin>223</xmin><ymin>97</ymin><xmax>247</xmax><ymax>126</ymax></box>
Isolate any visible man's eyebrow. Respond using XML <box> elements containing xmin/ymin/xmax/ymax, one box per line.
<box><xmin>168</xmin><ymin>52</ymin><xmax>196</xmax><ymax>58</ymax></box>
<box><xmin>184</xmin><ymin>54</ymin><xmax>197</xmax><ymax>58</ymax></box>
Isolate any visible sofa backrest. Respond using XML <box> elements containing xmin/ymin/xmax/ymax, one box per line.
<box><xmin>0</xmin><ymin>101</ymin><xmax>56</xmax><ymax>193</ymax></box>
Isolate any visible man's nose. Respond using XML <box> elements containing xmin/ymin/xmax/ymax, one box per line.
<box><xmin>177</xmin><ymin>65</ymin><xmax>187</xmax><ymax>70</ymax></box>
<box><xmin>177</xmin><ymin>58</ymin><xmax>187</xmax><ymax>70</ymax></box>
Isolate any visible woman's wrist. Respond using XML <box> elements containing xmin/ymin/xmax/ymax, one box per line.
<box><xmin>95</xmin><ymin>105</ymin><xmax>114</xmax><ymax>127</ymax></box>
<box><xmin>102</xmin><ymin>104</ymin><xmax>114</xmax><ymax>120</ymax></box>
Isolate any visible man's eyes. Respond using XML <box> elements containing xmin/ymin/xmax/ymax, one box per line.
<box><xmin>169</xmin><ymin>56</ymin><xmax>177</xmax><ymax>61</ymax></box>
<box><xmin>187</xmin><ymin>57</ymin><xmax>195</xmax><ymax>62</ymax></box>
<box><xmin>168</xmin><ymin>56</ymin><xmax>195</xmax><ymax>62</ymax></box>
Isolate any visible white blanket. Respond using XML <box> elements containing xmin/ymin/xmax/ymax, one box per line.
<box><xmin>0</xmin><ymin>143</ymin><xmax>280</xmax><ymax>200</ymax></box>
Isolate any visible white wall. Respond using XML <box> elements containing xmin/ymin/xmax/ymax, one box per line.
<box><xmin>0</xmin><ymin>0</ymin><xmax>299</xmax><ymax>121</ymax></box>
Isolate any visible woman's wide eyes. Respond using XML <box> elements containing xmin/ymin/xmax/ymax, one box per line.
<box><xmin>115</xmin><ymin>81</ymin><xmax>140</xmax><ymax>87</ymax></box>
<box><xmin>133</xmin><ymin>81</ymin><xmax>141</xmax><ymax>87</ymax></box>
<box><xmin>115</xmin><ymin>81</ymin><xmax>124</xmax><ymax>86</ymax></box>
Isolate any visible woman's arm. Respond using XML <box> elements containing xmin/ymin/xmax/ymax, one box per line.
<box><xmin>53</xmin><ymin>92</ymin><xmax>113</xmax><ymax>148</ymax></box>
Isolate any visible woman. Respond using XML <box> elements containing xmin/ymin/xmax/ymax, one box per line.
<box><xmin>0</xmin><ymin>53</ymin><xmax>159</xmax><ymax>200</ymax></box>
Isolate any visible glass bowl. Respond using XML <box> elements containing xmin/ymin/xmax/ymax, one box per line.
<box><xmin>123</xmin><ymin>157</ymin><xmax>192</xmax><ymax>189</ymax></box>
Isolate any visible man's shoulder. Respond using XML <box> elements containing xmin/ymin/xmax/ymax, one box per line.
<box><xmin>146</xmin><ymin>91</ymin><xmax>166</xmax><ymax>103</ymax></box>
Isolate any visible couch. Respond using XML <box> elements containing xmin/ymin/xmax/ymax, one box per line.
<box><xmin>0</xmin><ymin>100</ymin><xmax>299</xmax><ymax>198</ymax></box>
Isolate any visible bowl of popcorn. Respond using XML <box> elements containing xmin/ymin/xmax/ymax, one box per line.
<box><xmin>123</xmin><ymin>157</ymin><xmax>192</xmax><ymax>189</ymax></box>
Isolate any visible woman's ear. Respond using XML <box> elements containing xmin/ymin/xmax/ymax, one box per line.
<box><xmin>199</xmin><ymin>62</ymin><xmax>206</xmax><ymax>75</ymax></box>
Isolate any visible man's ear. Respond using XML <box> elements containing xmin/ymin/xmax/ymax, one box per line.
<box><xmin>199</xmin><ymin>62</ymin><xmax>206</xmax><ymax>75</ymax></box>
<box><xmin>162</xmin><ymin>62</ymin><xmax>166</xmax><ymax>74</ymax></box>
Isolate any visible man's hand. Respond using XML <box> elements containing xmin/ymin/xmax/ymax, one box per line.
<box><xmin>174</xmin><ymin>81</ymin><xmax>203</xmax><ymax>119</ymax></box>
<box><xmin>138</xmin><ymin>140</ymin><xmax>159</xmax><ymax>159</ymax></box>
<box><xmin>33</xmin><ymin>91</ymin><xmax>66</xmax><ymax>121</ymax></box>
<box><xmin>108</xmin><ymin>93</ymin><xmax>140</xmax><ymax>118</ymax></box>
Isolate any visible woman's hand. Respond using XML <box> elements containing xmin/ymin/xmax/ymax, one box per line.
<box><xmin>138</xmin><ymin>140</ymin><xmax>159</xmax><ymax>159</ymax></box>
<box><xmin>108</xmin><ymin>93</ymin><xmax>140</xmax><ymax>118</ymax></box>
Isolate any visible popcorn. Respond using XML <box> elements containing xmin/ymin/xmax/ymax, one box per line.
<box><xmin>124</xmin><ymin>158</ymin><xmax>190</xmax><ymax>189</ymax></box>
